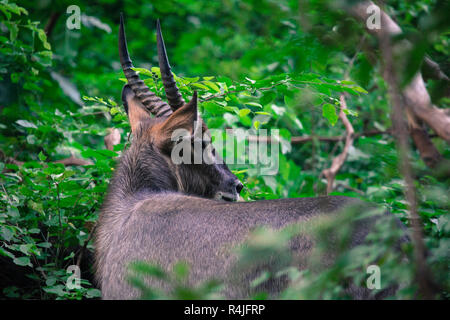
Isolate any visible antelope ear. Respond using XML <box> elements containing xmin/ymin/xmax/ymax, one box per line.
<box><xmin>159</xmin><ymin>91</ymin><xmax>199</xmax><ymax>138</ymax></box>
<box><xmin>122</xmin><ymin>84</ymin><xmax>151</xmax><ymax>134</ymax></box>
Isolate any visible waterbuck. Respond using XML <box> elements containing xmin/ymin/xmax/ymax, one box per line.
<box><xmin>94</xmin><ymin>15</ymin><xmax>405</xmax><ymax>299</ymax></box>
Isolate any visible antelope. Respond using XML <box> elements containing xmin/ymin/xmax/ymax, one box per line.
<box><xmin>94</xmin><ymin>15</ymin><xmax>405</xmax><ymax>299</ymax></box>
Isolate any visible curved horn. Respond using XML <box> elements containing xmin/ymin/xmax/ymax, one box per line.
<box><xmin>156</xmin><ymin>19</ymin><xmax>185</xmax><ymax>110</ymax></box>
<box><xmin>119</xmin><ymin>14</ymin><xmax>172</xmax><ymax>118</ymax></box>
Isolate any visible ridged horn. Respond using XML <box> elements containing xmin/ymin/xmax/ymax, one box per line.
<box><xmin>156</xmin><ymin>19</ymin><xmax>185</xmax><ymax>110</ymax></box>
<box><xmin>119</xmin><ymin>13</ymin><xmax>172</xmax><ymax>118</ymax></box>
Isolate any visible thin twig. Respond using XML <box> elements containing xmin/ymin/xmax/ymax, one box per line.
<box><xmin>1</xmin><ymin>183</ymin><xmax>12</xmax><ymax>205</ymax></box>
<box><xmin>0</xmin><ymin>152</ymin><xmax>93</xmax><ymax>168</ymax></box>
<box><xmin>379</xmin><ymin>21</ymin><xmax>439</xmax><ymax>299</ymax></box>
<box><xmin>335</xmin><ymin>183</ymin><xmax>365</xmax><ymax>195</ymax></box>
<box><xmin>247</xmin><ymin>129</ymin><xmax>390</xmax><ymax>144</ymax></box>
<box><xmin>55</xmin><ymin>182</ymin><xmax>63</xmax><ymax>267</ymax></box>
<box><xmin>320</xmin><ymin>95</ymin><xmax>355</xmax><ymax>194</ymax></box>
<box><xmin>44</xmin><ymin>12</ymin><xmax>61</xmax><ymax>37</ymax></box>
<box><xmin>76</xmin><ymin>223</ymin><xmax>97</xmax><ymax>268</ymax></box>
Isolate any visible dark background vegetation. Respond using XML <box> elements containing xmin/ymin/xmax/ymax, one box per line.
<box><xmin>0</xmin><ymin>0</ymin><xmax>448</xmax><ymax>299</ymax></box>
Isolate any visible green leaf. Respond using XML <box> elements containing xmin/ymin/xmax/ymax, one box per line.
<box><xmin>353</xmin><ymin>86</ymin><xmax>368</xmax><ymax>94</ymax></box>
<box><xmin>251</xmin><ymin>271</ymin><xmax>270</xmax><ymax>288</ymax></box>
<box><xmin>245</xmin><ymin>77</ymin><xmax>256</xmax><ymax>84</ymax></box>
<box><xmin>34</xmin><ymin>51</ymin><xmax>53</xmax><ymax>67</ymax></box>
<box><xmin>202</xmin><ymin>101</ymin><xmax>225</xmax><ymax>115</ymax></box>
<box><xmin>0</xmin><ymin>248</ymin><xmax>15</xmax><ymax>259</ymax></box>
<box><xmin>286</xmin><ymin>113</ymin><xmax>303</xmax><ymax>130</ymax></box>
<box><xmin>322</xmin><ymin>103</ymin><xmax>339</xmax><ymax>126</ymax></box>
<box><xmin>110</xmin><ymin>107</ymin><xmax>120</xmax><ymax>115</ymax></box>
<box><xmin>16</xmin><ymin>120</ymin><xmax>37</xmax><ymax>129</ymax></box>
<box><xmin>43</xmin><ymin>285</ymin><xmax>66</xmax><ymax>296</ymax></box>
<box><xmin>37</xmin><ymin>29</ymin><xmax>51</xmax><ymax>50</ymax></box>
<box><xmin>7</xmin><ymin>207</ymin><xmax>19</xmax><ymax>218</ymax></box>
<box><xmin>150</xmin><ymin>67</ymin><xmax>161</xmax><ymax>77</ymax></box>
<box><xmin>38</xmin><ymin>151</ymin><xmax>47</xmax><ymax>161</ymax></box>
<box><xmin>11</xmin><ymin>72</ymin><xmax>20</xmax><ymax>83</ymax></box>
<box><xmin>129</xmin><ymin>261</ymin><xmax>167</xmax><ymax>279</ymax></box>
<box><xmin>131</xmin><ymin>67</ymin><xmax>153</xmax><ymax>76</ymax></box>
<box><xmin>13</xmin><ymin>257</ymin><xmax>32</xmax><ymax>267</ymax></box>
<box><xmin>64</xmin><ymin>252</ymin><xmax>75</xmax><ymax>261</ymax></box>
<box><xmin>19</xmin><ymin>244</ymin><xmax>33</xmax><ymax>255</ymax></box>
<box><xmin>86</xmin><ymin>288</ymin><xmax>102</xmax><ymax>298</ymax></box>
<box><xmin>28</xmin><ymin>200</ymin><xmax>44</xmax><ymax>215</ymax></box>
<box><xmin>182</xmin><ymin>76</ymin><xmax>200</xmax><ymax>83</ymax></box>
<box><xmin>173</xmin><ymin>262</ymin><xmax>190</xmax><ymax>280</ymax></box>
<box><xmin>343</xmin><ymin>108</ymin><xmax>359</xmax><ymax>117</ymax></box>
<box><xmin>1</xmin><ymin>226</ymin><xmax>14</xmax><ymax>241</ymax></box>
<box><xmin>217</xmin><ymin>76</ymin><xmax>232</xmax><ymax>86</ymax></box>
<box><xmin>9</xmin><ymin>23</ymin><xmax>18</xmax><ymax>41</ymax></box>
<box><xmin>223</xmin><ymin>106</ymin><xmax>238</xmax><ymax>114</ymax></box>
<box><xmin>238</xmin><ymin>108</ymin><xmax>251</xmax><ymax>117</ymax></box>
<box><xmin>0</xmin><ymin>7</ymin><xmax>11</xmax><ymax>20</ymax></box>
<box><xmin>37</xmin><ymin>242</ymin><xmax>52</xmax><ymax>248</ymax></box>
<box><xmin>62</xmin><ymin>169</ymin><xmax>76</xmax><ymax>179</ymax></box>
<box><xmin>45</xmin><ymin>277</ymin><xmax>57</xmax><ymax>286</ymax></box>
<box><xmin>260</xmin><ymin>91</ymin><xmax>276</xmax><ymax>105</ymax></box>
<box><xmin>191</xmin><ymin>83</ymin><xmax>210</xmax><ymax>91</ymax></box>
<box><xmin>244</xmin><ymin>102</ymin><xmax>263</xmax><ymax>108</ymax></box>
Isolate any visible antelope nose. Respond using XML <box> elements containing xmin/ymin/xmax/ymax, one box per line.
<box><xmin>235</xmin><ymin>181</ymin><xmax>244</xmax><ymax>194</ymax></box>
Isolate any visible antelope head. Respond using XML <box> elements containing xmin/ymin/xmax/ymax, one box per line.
<box><xmin>118</xmin><ymin>14</ymin><xmax>243</xmax><ymax>201</ymax></box>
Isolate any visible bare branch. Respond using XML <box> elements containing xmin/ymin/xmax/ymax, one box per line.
<box><xmin>348</xmin><ymin>37</ymin><xmax>446</xmax><ymax>169</ymax></box>
<box><xmin>349</xmin><ymin>1</ymin><xmax>450</xmax><ymax>143</ymax></box>
<box><xmin>321</xmin><ymin>95</ymin><xmax>355</xmax><ymax>194</ymax></box>
<box><xmin>423</xmin><ymin>56</ymin><xmax>450</xmax><ymax>82</ymax></box>
<box><xmin>378</xmin><ymin>15</ymin><xmax>439</xmax><ymax>299</ymax></box>
<box><xmin>248</xmin><ymin>129</ymin><xmax>389</xmax><ymax>145</ymax></box>
<box><xmin>335</xmin><ymin>183</ymin><xmax>364</xmax><ymax>195</ymax></box>
<box><xmin>44</xmin><ymin>12</ymin><xmax>61</xmax><ymax>37</ymax></box>
<box><xmin>0</xmin><ymin>150</ymin><xmax>93</xmax><ymax>168</ymax></box>
<box><xmin>405</xmin><ymin>109</ymin><xmax>447</xmax><ymax>169</ymax></box>
<box><xmin>54</xmin><ymin>155</ymin><xmax>93</xmax><ymax>166</ymax></box>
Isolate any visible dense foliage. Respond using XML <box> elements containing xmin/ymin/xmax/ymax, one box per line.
<box><xmin>0</xmin><ymin>0</ymin><xmax>448</xmax><ymax>299</ymax></box>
